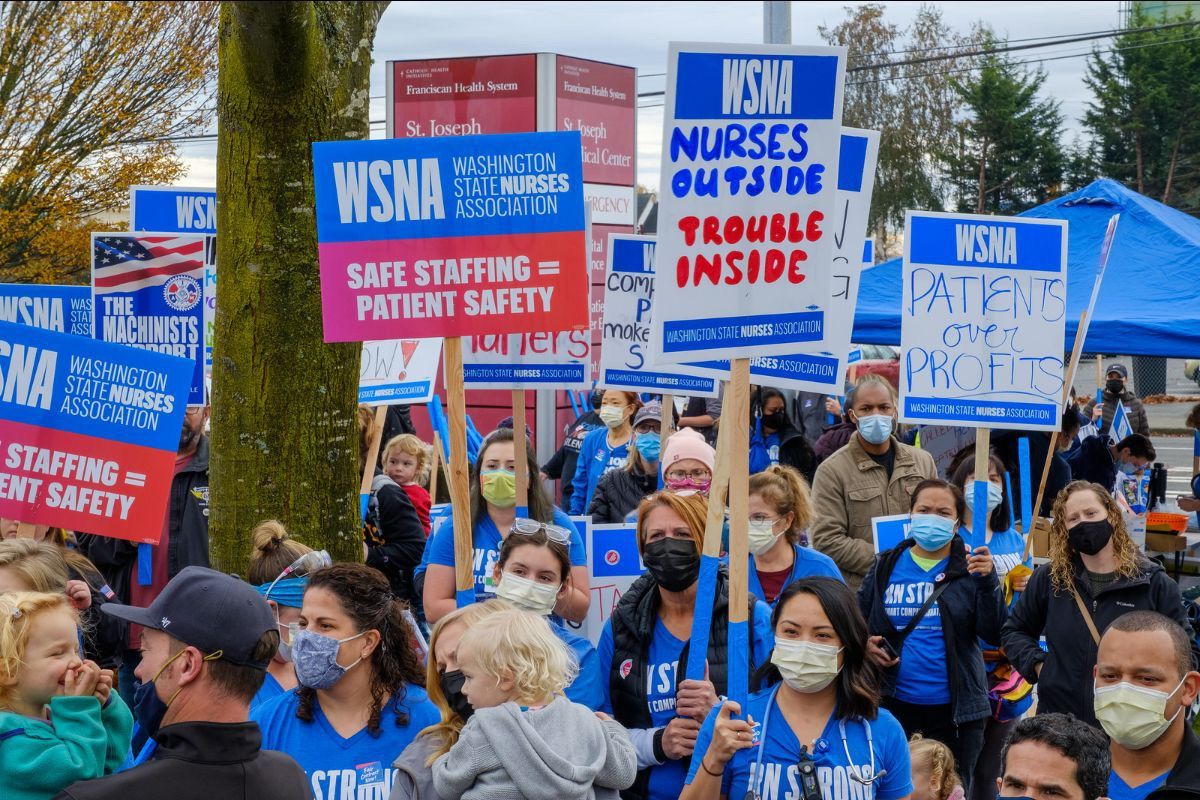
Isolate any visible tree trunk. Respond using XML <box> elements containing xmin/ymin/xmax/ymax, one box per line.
<box><xmin>1135</xmin><ymin>133</ymin><xmax>1145</xmax><ymax>195</ymax></box>
<box><xmin>976</xmin><ymin>138</ymin><xmax>987</xmax><ymax>214</ymax></box>
<box><xmin>210</xmin><ymin>1</ymin><xmax>387</xmax><ymax>570</ymax></box>
<box><xmin>1162</xmin><ymin>132</ymin><xmax>1182</xmax><ymax>204</ymax></box>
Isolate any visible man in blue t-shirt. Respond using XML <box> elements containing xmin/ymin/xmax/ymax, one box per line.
<box><xmin>1096</xmin><ymin>612</ymin><xmax>1200</xmax><ymax>800</ymax></box>
<box><xmin>997</xmin><ymin>713</ymin><xmax>1109</xmax><ymax>800</ymax></box>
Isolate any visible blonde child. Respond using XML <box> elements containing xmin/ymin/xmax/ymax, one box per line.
<box><xmin>383</xmin><ymin>434</ymin><xmax>433</xmax><ymax>535</ymax></box>
<box><xmin>0</xmin><ymin>591</ymin><xmax>133</xmax><ymax>799</ymax></box>
<box><xmin>432</xmin><ymin>608</ymin><xmax>636</xmax><ymax>800</ymax></box>
<box><xmin>910</xmin><ymin>734</ymin><xmax>966</xmax><ymax>800</ymax></box>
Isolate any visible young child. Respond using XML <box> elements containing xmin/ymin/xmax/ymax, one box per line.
<box><xmin>432</xmin><ymin>608</ymin><xmax>636</xmax><ymax>800</ymax></box>
<box><xmin>909</xmin><ymin>734</ymin><xmax>966</xmax><ymax>800</ymax></box>
<box><xmin>383</xmin><ymin>433</ymin><xmax>433</xmax><ymax>535</ymax></box>
<box><xmin>0</xmin><ymin>591</ymin><xmax>133</xmax><ymax>799</ymax></box>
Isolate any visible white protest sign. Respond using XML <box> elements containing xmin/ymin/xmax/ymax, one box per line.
<box><xmin>650</xmin><ymin>42</ymin><xmax>847</xmax><ymax>364</ymax></box>
<box><xmin>917</xmin><ymin>424</ymin><xmax>976</xmax><ymax>479</ymax></box>
<box><xmin>460</xmin><ymin>331</ymin><xmax>591</xmax><ymax>389</ymax></box>
<box><xmin>359</xmin><ymin>338</ymin><xmax>442</xmax><ymax>405</ymax></box>
<box><xmin>578</xmin><ymin>521</ymin><xmax>645</xmax><ymax>644</ymax></box>
<box><xmin>900</xmin><ymin>211</ymin><xmax>1068</xmax><ymax>432</ymax></box>
<box><xmin>599</xmin><ymin>235</ymin><xmax>718</xmax><ymax>397</ymax></box>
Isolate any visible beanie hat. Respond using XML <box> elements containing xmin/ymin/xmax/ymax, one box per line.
<box><xmin>662</xmin><ymin>428</ymin><xmax>716</xmax><ymax>472</ymax></box>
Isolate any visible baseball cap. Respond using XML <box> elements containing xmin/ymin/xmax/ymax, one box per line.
<box><xmin>633</xmin><ymin>402</ymin><xmax>664</xmax><ymax>428</ymax></box>
<box><xmin>102</xmin><ymin>566</ymin><xmax>278</xmax><ymax>668</ymax></box>
<box><xmin>1106</xmin><ymin>363</ymin><xmax>1128</xmax><ymax>379</ymax></box>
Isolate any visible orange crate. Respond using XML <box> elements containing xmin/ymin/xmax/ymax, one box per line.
<box><xmin>1147</xmin><ymin>512</ymin><xmax>1189</xmax><ymax>533</ymax></box>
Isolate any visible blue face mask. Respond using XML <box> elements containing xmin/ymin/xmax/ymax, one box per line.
<box><xmin>131</xmin><ymin>679</ymin><xmax>168</xmax><ymax>739</ymax></box>
<box><xmin>965</xmin><ymin>480</ymin><xmax>1004</xmax><ymax>516</ymax></box>
<box><xmin>635</xmin><ymin>432</ymin><xmax>661</xmax><ymax>462</ymax></box>
<box><xmin>289</xmin><ymin>627</ymin><xmax>366</xmax><ymax>690</ymax></box>
<box><xmin>909</xmin><ymin>514</ymin><xmax>958</xmax><ymax>551</ymax></box>
<box><xmin>856</xmin><ymin>414</ymin><xmax>893</xmax><ymax>445</ymax></box>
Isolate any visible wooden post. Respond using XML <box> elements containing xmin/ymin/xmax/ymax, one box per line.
<box><xmin>429</xmin><ymin>432</ymin><xmax>442</xmax><ymax>504</ymax></box>
<box><xmin>971</xmin><ymin>429</ymin><xmax>991</xmax><ymax>550</ymax></box>
<box><xmin>15</xmin><ymin>522</ymin><xmax>36</xmax><ymax>539</ymax></box>
<box><xmin>358</xmin><ymin>406</ymin><xmax>387</xmax><ymax>530</ymax></box>
<box><xmin>444</xmin><ymin>338</ymin><xmax>475</xmax><ymax>606</ymax></box>
<box><xmin>658</xmin><ymin>393</ymin><xmax>673</xmax><ymax>481</ymax></box>
<box><xmin>511</xmin><ymin>390</ymin><xmax>529</xmax><ymax>514</ymax></box>
<box><xmin>725</xmin><ymin>358</ymin><xmax>752</xmax><ymax>708</ymax></box>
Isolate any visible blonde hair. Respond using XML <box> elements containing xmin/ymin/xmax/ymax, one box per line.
<box><xmin>1048</xmin><ymin>481</ymin><xmax>1141</xmax><ymax>591</ymax></box>
<box><xmin>0</xmin><ymin>592</ymin><xmax>76</xmax><ymax>712</ymax></box>
<box><xmin>909</xmin><ymin>734</ymin><xmax>962</xmax><ymax>800</ymax></box>
<box><xmin>749</xmin><ymin>464</ymin><xmax>814</xmax><ymax>545</ymax></box>
<box><xmin>635</xmin><ymin>491</ymin><xmax>708</xmax><ymax>555</ymax></box>
<box><xmin>422</xmin><ymin>599</ymin><xmax>514</xmax><ymax>764</ymax></box>
<box><xmin>456</xmin><ymin>608</ymin><xmax>575</xmax><ymax>707</ymax></box>
<box><xmin>246</xmin><ymin>520</ymin><xmax>313</xmax><ymax>585</ymax></box>
<box><xmin>381</xmin><ymin>434</ymin><xmax>430</xmax><ymax>483</ymax></box>
<box><xmin>0</xmin><ymin>539</ymin><xmax>73</xmax><ymax>593</ymax></box>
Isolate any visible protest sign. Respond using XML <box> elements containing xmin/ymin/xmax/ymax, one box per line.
<box><xmin>579</xmin><ymin>521</ymin><xmax>644</xmax><ymax>644</ymax></box>
<box><xmin>359</xmin><ymin>338</ymin><xmax>442</xmax><ymax>405</ymax></box>
<box><xmin>599</xmin><ymin>234</ymin><xmax>718</xmax><ymax>397</ymax></box>
<box><xmin>312</xmin><ymin>131</ymin><xmax>589</xmax><ymax>343</ymax></box>
<box><xmin>460</xmin><ymin>330</ymin><xmax>591</xmax><ymax>389</ymax></box>
<box><xmin>92</xmin><ymin>234</ymin><xmax>206</xmax><ymax>406</ymax></box>
<box><xmin>0</xmin><ymin>285</ymin><xmax>90</xmax><ymax>336</ymax></box>
<box><xmin>0</xmin><ymin>321</ymin><xmax>191</xmax><ymax>542</ymax></box>
<box><xmin>1109</xmin><ymin>401</ymin><xmax>1133</xmax><ymax>444</ymax></box>
<box><xmin>650</xmin><ymin>42</ymin><xmax>847</xmax><ymax>364</ymax></box>
<box><xmin>900</xmin><ymin>211</ymin><xmax>1068</xmax><ymax>432</ymax></box>
<box><xmin>872</xmin><ymin>513</ymin><xmax>911</xmax><ymax>553</ymax></box>
<box><xmin>917</xmin><ymin>424</ymin><xmax>976</xmax><ymax>479</ymax></box>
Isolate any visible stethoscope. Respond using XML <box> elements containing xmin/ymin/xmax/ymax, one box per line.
<box><xmin>747</xmin><ymin>684</ymin><xmax>887</xmax><ymax>800</ymax></box>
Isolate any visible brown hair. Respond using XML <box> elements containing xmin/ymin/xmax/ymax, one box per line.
<box><xmin>635</xmin><ymin>491</ymin><xmax>707</xmax><ymax>554</ymax></box>
<box><xmin>910</xmin><ymin>734</ymin><xmax>963</xmax><ymax>800</ymax></box>
<box><xmin>470</xmin><ymin>427</ymin><xmax>554</xmax><ymax>525</ymax></box>
<box><xmin>1048</xmin><ymin>481</ymin><xmax>1141</xmax><ymax>591</ymax></box>
<box><xmin>497</xmin><ymin>528</ymin><xmax>571</xmax><ymax>584</ymax></box>
<box><xmin>246</xmin><ymin>520</ymin><xmax>313</xmax><ymax>585</ymax></box>
<box><xmin>748</xmin><ymin>464</ymin><xmax>813</xmax><ymax>545</ymax></box>
<box><xmin>186</xmin><ymin>629</ymin><xmax>280</xmax><ymax>703</ymax></box>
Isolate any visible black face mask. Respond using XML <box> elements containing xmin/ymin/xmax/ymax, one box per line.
<box><xmin>1068</xmin><ymin>519</ymin><xmax>1113</xmax><ymax>556</ymax></box>
<box><xmin>643</xmin><ymin>538</ymin><xmax>701</xmax><ymax>592</ymax></box>
<box><xmin>761</xmin><ymin>411</ymin><xmax>788</xmax><ymax>430</ymax></box>
<box><xmin>439</xmin><ymin>669</ymin><xmax>473</xmax><ymax>721</ymax></box>
<box><xmin>1105</xmin><ymin>379</ymin><xmax>1124</xmax><ymax>395</ymax></box>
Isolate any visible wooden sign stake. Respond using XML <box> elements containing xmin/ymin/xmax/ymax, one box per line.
<box><xmin>444</xmin><ymin>337</ymin><xmax>475</xmax><ymax>606</ymax></box>
<box><xmin>358</xmin><ymin>405</ymin><xmax>387</xmax><ymax>537</ymax></box>
<box><xmin>971</xmin><ymin>428</ymin><xmax>991</xmax><ymax>550</ymax></box>
<box><xmin>15</xmin><ymin>521</ymin><xmax>36</xmax><ymax>539</ymax></box>
<box><xmin>511</xmin><ymin>389</ymin><xmax>529</xmax><ymax>514</ymax></box>
<box><xmin>725</xmin><ymin>358</ymin><xmax>752</xmax><ymax>708</ymax></box>
<box><xmin>429</xmin><ymin>432</ymin><xmax>443</xmax><ymax>504</ymax></box>
<box><xmin>658</xmin><ymin>393</ymin><xmax>673</xmax><ymax>483</ymax></box>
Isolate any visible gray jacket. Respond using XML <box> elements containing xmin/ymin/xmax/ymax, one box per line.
<box><xmin>390</xmin><ymin>735</ymin><xmax>443</xmax><ymax>800</ymax></box>
<box><xmin>432</xmin><ymin>697</ymin><xmax>636</xmax><ymax>800</ymax></box>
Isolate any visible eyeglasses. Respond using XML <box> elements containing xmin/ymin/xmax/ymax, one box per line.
<box><xmin>511</xmin><ymin>518</ymin><xmax>572</xmax><ymax>545</ymax></box>
<box><xmin>666</xmin><ymin>469</ymin><xmax>710</xmax><ymax>480</ymax></box>
<box><xmin>749</xmin><ymin>515</ymin><xmax>781</xmax><ymax>526</ymax></box>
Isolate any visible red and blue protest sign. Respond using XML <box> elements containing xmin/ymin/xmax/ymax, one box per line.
<box><xmin>312</xmin><ymin>131</ymin><xmax>589</xmax><ymax>342</ymax></box>
<box><xmin>92</xmin><ymin>234</ymin><xmax>206</xmax><ymax>406</ymax></box>
<box><xmin>0</xmin><ymin>321</ymin><xmax>192</xmax><ymax>543</ymax></box>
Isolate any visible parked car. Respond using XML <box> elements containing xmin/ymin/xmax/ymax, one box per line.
<box><xmin>853</xmin><ymin>344</ymin><xmax>900</xmax><ymax>390</ymax></box>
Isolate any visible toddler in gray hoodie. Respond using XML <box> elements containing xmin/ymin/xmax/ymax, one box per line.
<box><xmin>432</xmin><ymin>608</ymin><xmax>636</xmax><ymax>800</ymax></box>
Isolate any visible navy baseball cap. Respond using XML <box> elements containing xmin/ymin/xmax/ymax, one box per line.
<box><xmin>102</xmin><ymin>566</ymin><xmax>277</xmax><ymax>668</ymax></box>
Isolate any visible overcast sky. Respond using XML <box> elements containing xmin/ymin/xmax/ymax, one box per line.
<box><xmin>176</xmin><ymin>0</ymin><xmax>1124</xmax><ymax>190</ymax></box>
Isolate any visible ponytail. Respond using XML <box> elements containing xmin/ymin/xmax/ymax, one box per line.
<box><xmin>748</xmin><ymin>464</ymin><xmax>814</xmax><ymax>545</ymax></box>
<box><xmin>247</xmin><ymin>520</ymin><xmax>313</xmax><ymax>585</ymax></box>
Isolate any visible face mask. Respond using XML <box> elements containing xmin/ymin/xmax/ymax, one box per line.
<box><xmin>856</xmin><ymin>414</ymin><xmax>893</xmax><ymax>445</ymax></box>
<box><xmin>495</xmin><ymin>571</ymin><xmax>560</xmax><ymax>616</ymax></box>
<box><xmin>1094</xmin><ymin>677</ymin><xmax>1186</xmax><ymax>750</ymax></box>
<box><xmin>1119</xmin><ymin>461</ymin><xmax>1139</xmax><ymax>476</ymax></box>
<box><xmin>965</xmin><ymin>480</ymin><xmax>1004</xmax><ymax>516</ymax></box>
<box><xmin>1067</xmin><ymin>519</ymin><xmax>1113</xmax><ymax>556</ymax></box>
<box><xmin>1106</xmin><ymin>379</ymin><xmax>1125</xmax><ymax>395</ymax></box>
<box><xmin>761</xmin><ymin>411</ymin><xmax>787</xmax><ymax>430</ymax></box>
<box><xmin>666</xmin><ymin>476</ymin><xmax>711</xmax><ymax>494</ymax></box>
<box><xmin>909</xmin><ymin>514</ymin><xmax>957</xmax><ymax>551</ymax></box>
<box><xmin>440</xmin><ymin>669</ymin><xmax>474</xmax><ymax>721</ymax></box>
<box><xmin>289</xmin><ymin>627</ymin><xmax>366</xmax><ymax>690</ymax></box>
<box><xmin>481</xmin><ymin>469</ymin><xmax>516</xmax><ymax>508</ymax></box>
<box><xmin>131</xmin><ymin>679</ymin><xmax>168</xmax><ymax>738</ymax></box>
<box><xmin>642</xmin><ymin>538</ymin><xmax>700</xmax><ymax>592</ymax></box>
<box><xmin>276</xmin><ymin>622</ymin><xmax>294</xmax><ymax>663</ymax></box>
<box><xmin>635</xmin><ymin>432</ymin><xmax>661</xmax><ymax>462</ymax></box>
<box><xmin>748</xmin><ymin>519</ymin><xmax>783</xmax><ymax>556</ymax></box>
<box><xmin>599</xmin><ymin>405</ymin><xmax>627</xmax><ymax>429</ymax></box>
<box><xmin>772</xmin><ymin>639</ymin><xmax>843</xmax><ymax>693</ymax></box>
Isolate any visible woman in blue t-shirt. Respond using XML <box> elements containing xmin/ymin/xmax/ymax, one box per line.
<box><xmin>858</xmin><ymin>479</ymin><xmax>1006</xmax><ymax>797</ymax></box>
<box><xmin>568</xmin><ymin>390</ymin><xmax>642</xmax><ymax>515</ymax></box>
<box><xmin>422</xmin><ymin>427</ymin><xmax>590</xmax><ymax>624</ymax></box>
<box><xmin>950</xmin><ymin>454</ymin><xmax>1033</xmax><ymax>800</ymax></box>
<box><xmin>682</xmin><ymin>577</ymin><xmax>913</xmax><ymax>800</ymax></box>
<box><xmin>252</xmin><ymin>564</ymin><xmax>439</xmax><ymax>800</ymax></box>
<box><xmin>246</xmin><ymin>521</ymin><xmax>312</xmax><ymax>713</ymax></box>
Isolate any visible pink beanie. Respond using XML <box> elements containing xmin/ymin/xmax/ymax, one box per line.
<box><xmin>662</xmin><ymin>428</ymin><xmax>715</xmax><ymax>472</ymax></box>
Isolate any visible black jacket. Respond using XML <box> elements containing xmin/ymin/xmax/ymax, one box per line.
<box><xmin>588</xmin><ymin>465</ymin><xmax>657</xmax><ymax>524</ymax></box>
<box><xmin>858</xmin><ymin>536</ymin><xmax>1007</xmax><ymax>725</ymax></box>
<box><xmin>1064</xmin><ymin>434</ymin><xmax>1119</xmax><ymax>492</ymax></box>
<box><xmin>1150</xmin><ymin>721</ymin><xmax>1200</xmax><ymax>800</ymax></box>
<box><xmin>54</xmin><ymin>721</ymin><xmax>310</xmax><ymax>800</ymax></box>
<box><xmin>1001</xmin><ymin>554</ymin><xmax>1191</xmax><ymax>726</ymax></box>
<box><xmin>365</xmin><ymin>472</ymin><xmax>427</xmax><ymax>605</ymax></box>
<box><xmin>1084</xmin><ymin>388</ymin><xmax>1150</xmax><ymax>438</ymax></box>
<box><xmin>542</xmin><ymin>412</ymin><xmax>602</xmax><ymax>508</ymax></box>
<box><xmin>77</xmin><ymin>437</ymin><xmax>211</xmax><ymax>643</ymax></box>
<box><xmin>774</xmin><ymin>424</ymin><xmax>817</xmax><ymax>485</ymax></box>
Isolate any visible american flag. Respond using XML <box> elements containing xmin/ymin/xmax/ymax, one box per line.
<box><xmin>92</xmin><ymin>235</ymin><xmax>204</xmax><ymax>293</ymax></box>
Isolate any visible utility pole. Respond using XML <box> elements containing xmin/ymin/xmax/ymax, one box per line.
<box><xmin>763</xmin><ymin>1</ymin><xmax>791</xmax><ymax>44</ymax></box>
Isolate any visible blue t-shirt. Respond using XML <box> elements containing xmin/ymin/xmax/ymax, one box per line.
<box><xmin>748</xmin><ymin>544</ymin><xmax>844</xmax><ymax>608</ymax></box>
<box><xmin>251</xmin><ymin>685</ymin><xmax>439</xmax><ymax>800</ymax></box>
<box><xmin>426</xmin><ymin>507</ymin><xmax>585</xmax><ymax>602</ymax></box>
<box><xmin>553</xmin><ymin>621</ymin><xmax>603</xmax><ymax>711</ymax></box>
<box><xmin>249</xmin><ymin>671</ymin><xmax>287</xmax><ymax>715</ymax></box>
<box><xmin>884</xmin><ymin>551</ymin><xmax>950</xmax><ymax>705</ymax></box>
<box><xmin>765</xmin><ymin>432</ymin><xmax>781</xmax><ymax>464</ymax></box>
<box><xmin>568</xmin><ymin>427</ymin><xmax>630</xmax><ymax>514</ymax></box>
<box><xmin>1109</xmin><ymin>771</ymin><xmax>1170</xmax><ymax>800</ymax></box>
<box><xmin>987</xmin><ymin>528</ymin><xmax>1030</xmax><ymax>585</ymax></box>
<box><xmin>688</xmin><ymin>686</ymin><xmax>913</xmax><ymax>800</ymax></box>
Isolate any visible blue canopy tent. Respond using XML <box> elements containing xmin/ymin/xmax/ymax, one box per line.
<box><xmin>852</xmin><ymin>179</ymin><xmax>1200</xmax><ymax>358</ymax></box>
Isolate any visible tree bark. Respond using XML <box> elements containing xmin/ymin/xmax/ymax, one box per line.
<box><xmin>211</xmin><ymin>1</ymin><xmax>387</xmax><ymax>570</ymax></box>
<box><xmin>976</xmin><ymin>138</ymin><xmax>988</xmax><ymax>214</ymax></box>
<box><xmin>1162</xmin><ymin>131</ymin><xmax>1182</xmax><ymax>204</ymax></box>
<box><xmin>1135</xmin><ymin>133</ymin><xmax>1145</xmax><ymax>195</ymax></box>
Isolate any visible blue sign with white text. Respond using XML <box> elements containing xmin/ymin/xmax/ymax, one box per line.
<box><xmin>0</xmin><ymin>284</ymin><xmax>90</xmax><ymax>336</ymax></box>
<box><xmin>130</xmin><ymin>187</ymin><xmax>217</xmax><ymax>235</ymax></box>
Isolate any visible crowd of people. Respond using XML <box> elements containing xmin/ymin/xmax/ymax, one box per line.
<box><xmin>1</xmin><ymin>371</ymin><xmax>1199</xmax><ymax>800</ymax></box>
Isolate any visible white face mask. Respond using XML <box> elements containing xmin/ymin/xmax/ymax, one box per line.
<box><xmin>495</xmin><ymin>571</ymin><xmax>560</xmax><ymax>616</ymax></box>
<box><xmin>599</xmin><ymin>405</ymin><xmax>626</xmax><ymax>429</ymax></box>
<box><xmin>1094</xmin><ymin>676</ymin><xmax>1186</xmax><ymax>750</ymax></box>
<box><xmin>771</xmin><ymin>639</ymin><xmax>842</xmax><ymax>693</ymax></box>
<box><xmin>748</xmin><ymin>519</ymin><xmax>783</xmax><ymax>556</ymax></box>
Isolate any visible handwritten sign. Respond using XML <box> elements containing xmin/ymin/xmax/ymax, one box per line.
<box><xmin>900</xmin><ymin>211</ymin><xmax>1068</xmax><ymax>432</ymax></box>
<box><xmin>0</xmin><ymin>285</ymin><xmax>90</xmax><ymax>336</ymax></box>
<box><xmin>460</xmin><ymin>330</ymin><xmax>592</xmax><ymax>389</ymax></box>
<box><xmin>92</xmin><ymin>234</ymin><xmax>206</xmax><ymax>406</ymax></box>
<box><xmin>599</xmin><ymin>235</ymin><xmax>718</xmax><ymax>397</ymax></box>
<box><xmin>0</xmin><ymin>321</ymin><xmax>191</xmax><ymax>542</ymax></box>
<box><xmin>579</xmin><ymin>522</ymin><xmax>645</xmax><ymax>644</ymax></box>
<box><xmin>649</xmin><ymin>42</ymin><xmax>846</xmax><ymax>363</ymax></box>
<box><xmin>359</xmin><ymin>338</ymin><xmax>442</xmax><ymax>405</ymax></box>
<box><xmin>312</xmin><ymin>131</ymin><xmax>588</xmax><ymax>342</ymax></box>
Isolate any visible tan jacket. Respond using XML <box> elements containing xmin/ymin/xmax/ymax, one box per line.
<box><xmin>810</xmin><ymin>434</ymin><xmax>938</xmax><ymax>587</ymax></box>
